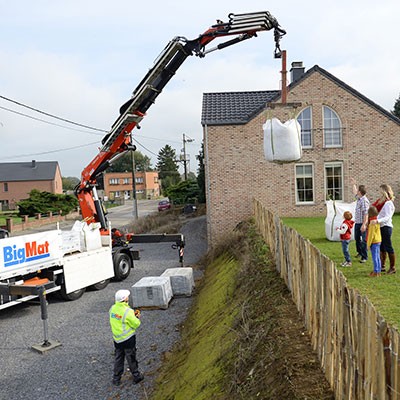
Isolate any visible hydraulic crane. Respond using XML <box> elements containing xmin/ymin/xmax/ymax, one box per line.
<box><xmin>75</xmin><ymin>11</ymin><xmax>286</xmax><ymax>233</ymax></box>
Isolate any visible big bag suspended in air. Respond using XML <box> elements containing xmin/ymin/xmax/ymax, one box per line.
<box><xmin>263</xmin><ymin>117</ymin><xmax>302</xmax><ymax>163</ymax></box>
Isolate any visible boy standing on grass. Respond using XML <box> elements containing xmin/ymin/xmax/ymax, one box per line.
<box><xmin>336</xmin><ymin>211</ymin><xmax>355</xmax><ymax>267</ymax></box>
<box><xmin>367</xmin><ymin>206</ymin><xmax>382</xmax><ymax>277</ymax></box>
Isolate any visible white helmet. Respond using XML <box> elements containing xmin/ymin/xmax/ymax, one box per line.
<box><xmin>115</xmin><ymin>289</ymin><xmax>131</xmax><ymax>302</ymax></box>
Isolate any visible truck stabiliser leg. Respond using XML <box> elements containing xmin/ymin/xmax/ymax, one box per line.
<box><xmin>31</xmin><ymin>286</ymin><xmax>62</xmax><ymax>353</ymax></box>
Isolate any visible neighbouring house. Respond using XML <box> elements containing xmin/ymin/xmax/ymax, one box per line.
<box><xmin>103</xmin><ymin>171</ymin><xmax>160</xmax><ymax>201</ymax></box>
<box><xmin>0</xmin><ymin>160</ymin><xmax>63</xmax><ymax>210</ymax></box>
<box><xmin>202</xmin><ymin>61</ymin><xmax>400</xmax><ymax>245</ymax></box>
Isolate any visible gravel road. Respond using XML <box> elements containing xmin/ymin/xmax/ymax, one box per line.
<box><xmin>0</xmin><ymin>215</ymin><xmax>207</xmax><ymax>400</ymax></box>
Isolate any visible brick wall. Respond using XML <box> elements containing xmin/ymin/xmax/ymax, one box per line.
<box><xmin>204</xmin><ymin>70</ymin><xmax>400</xmax><ymax>245</ymax></box>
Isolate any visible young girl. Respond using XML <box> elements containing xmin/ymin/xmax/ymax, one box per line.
<box><xmin>336</xmin><ymin>211</ymin><xmax>355</xmax><ymax>267</ymax></box>
<box><xmin>367</xmin><ymin>205</ymin><xmax>382</xmax><ymax>277</ymax></box>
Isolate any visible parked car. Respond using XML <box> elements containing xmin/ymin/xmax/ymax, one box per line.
<box><xmin>158</xmin><ymin>200</ymin><xmax>171</xmax><ymax>211</ymax></box>
<box><xmin>0</xmin><ymin>228</ymin><xmax>9</xmax><ymax>239</ymax></box>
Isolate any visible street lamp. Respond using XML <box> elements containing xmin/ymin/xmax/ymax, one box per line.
<box><xmin>182</xmin><ymin>133</ymin><xmax>194</xmax><ymax>180</ymax></box>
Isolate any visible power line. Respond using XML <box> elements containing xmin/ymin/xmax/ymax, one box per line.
<box><xmin>0</xmin><ymin>141</ymin><xmax>99</xmax><ymax>160</ymax></box>
<box><xmin>0</xmin><ymin>105</ymin><xmax>104</xmax><ymax>135</ymax></box>
<box><xmin>0</xmin><ymin>94</ymin><xmax>108</xmax><ymax>132</ymax></box>
<box><xmin>132</xmin><ymin>137</ymin><xmax>159</xmax><ymax>157</ymax></box>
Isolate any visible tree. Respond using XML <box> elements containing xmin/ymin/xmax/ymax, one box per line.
<box><xmin>17</xmin><ymin>189</ymin><xmax>78</xmax><ymax>217</ymax></box>
<box><xmin>156</xmin><ymin>145</ymin><xmax>180</xmax><ymax>193</ymax></box>
<box><xmin>165</xmin><ymin>180</ymin><xmax>199</xmax><ymax>205</ymax></box>
<box><xmin>392</xmin><ymin>94</ymin><xmax>400</xmax><ymax>119</ymax></box>
<box><xmin>62</xmin><ymin>176</ymin><xmax>80</xmax><ymax>191</ymax></box>
<box><xmin>107</xmin><ymin>151</ymin><xmax>153</xmax><ymax>172</ymax></box>
<box><xmin>196</xmin><ymin>142</ymin><xmax>206</xmax><ymax>203</ymax></box>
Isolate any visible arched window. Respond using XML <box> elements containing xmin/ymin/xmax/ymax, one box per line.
<box><xmin>297</xmin><ymin>106</ymin><xmax>312</xmax><ymax>148</ymax></box>
<box><xmin>323</xmin><ymin>106</ymin><xmax>342</xmax><ymax>147</ymax></box>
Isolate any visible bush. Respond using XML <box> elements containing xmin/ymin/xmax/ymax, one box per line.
<box><xmin>17</xmin><ymin>189</ymin><xmax>78</xmax><ymax>217</ymax></box>
<box><xmin>165</xmin><ymin>180</ymin><xmax>199</xmax><ymax>205</ymax></box>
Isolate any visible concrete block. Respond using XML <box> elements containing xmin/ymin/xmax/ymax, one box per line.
<box><xmin>131</xmin><ymin>276</ymin><xmax>172</xmax><ymax>309</ymax></box>
<box><xmin>161</xmin><ymin>267</ymin><xmax>194</xmax><ymax>296</ymax></box>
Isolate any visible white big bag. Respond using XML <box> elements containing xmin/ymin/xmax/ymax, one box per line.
<box><xmin>325</xmin><ymin>200</ymin><xmax>356</xmax><ymax>241</ymax></box>
<box><xmin>263</xmin><ymin>117</ymin><xmax>302</xmax><ymax>163</ymax></box>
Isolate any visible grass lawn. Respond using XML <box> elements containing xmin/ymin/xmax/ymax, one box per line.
<box><xmin>282</xmin><ymin>214</ymin><xmax>400</xmax><ymax>330</ymax></box>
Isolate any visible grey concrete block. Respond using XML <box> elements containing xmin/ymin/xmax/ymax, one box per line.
<box><xmin>161</xmin><ymin>267</ymin><xmax>194</xmax><ymax>296</ymax></box>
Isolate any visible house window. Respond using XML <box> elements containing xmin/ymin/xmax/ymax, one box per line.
<box><xmin>297</xmin><ymin>106</ymin><xmax>312</xmax><ymax>148</ymax></box>
<box><xmin>123</xmin><ymin>178</ymin><xmax>129</xmax><ymax>185</ymax></box>
<box><xmin>154</xmin><ymin>177</ymin><xmax>158</xmax><ymax>183</ymax></box>
<box><xmin>323</xmin><ymin>106</ymin><xmax>342</xmax><ymax>147</ymax></box>
<box><xmin>109</xmin><ymin>178</ymin><xmax>119</xmax><ymax>185</ymax></box>
<box><xmin>295</xmin><ymin>164</ymin><xmax>314</xmax><ymax>204</ymax></box>
<box><xmin>325</xmin><ymin>162</ymin><xmax>343</xmax><ymax>201</ymax></box>
<box><xmin>3</xmin><ymin>183</ymin><xmax>8</xmax><ymax>192</ymax></box>
<box><xmin>136</xmin><ymin>177</ymin><xmax>144</xmax><ymax>184</ymax></box>
<box><xmin>114</xmin><ymin>191</ymin><xmax>121</xmax><ymax>198</ymax></box>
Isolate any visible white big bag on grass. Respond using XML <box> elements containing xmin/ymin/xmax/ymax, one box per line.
<box><xmin>325</xmin><ymin>200</ymin><xmax>356</xmax><ymax>241</ymax></box>
<box><xmin>263</xmin><ymin>117</ymin><xmax>302</xmax><ymax>163</ymax></box>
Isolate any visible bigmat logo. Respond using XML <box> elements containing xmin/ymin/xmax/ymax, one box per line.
<box><xmin>3</xmin><ymin>240</ymin><xmax>50</xmax><ymax>267</ymax></box>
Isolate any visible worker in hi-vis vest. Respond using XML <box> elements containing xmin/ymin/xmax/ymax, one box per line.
<box><xmin>109</xmin><ymin>289</ymin><xmax>144</xmax><ymax>386</ymax></box>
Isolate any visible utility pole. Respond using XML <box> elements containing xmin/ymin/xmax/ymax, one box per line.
<box><xmin>182</xmin><ymin>133</ymin><xmax>194</xmax><ymax>180</ymax></box>
<box><xmin>131</xmin><ymin>151</ymin><xmax>138</xmax><ymax>219</ymax></box>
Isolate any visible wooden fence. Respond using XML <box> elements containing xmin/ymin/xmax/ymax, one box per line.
<box><xmin>254</xmin><ymin>199</ymin><xmax>400</xmax><ymax>400</ymax></box>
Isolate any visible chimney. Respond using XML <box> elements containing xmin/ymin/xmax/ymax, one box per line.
<box><xmin>31</xmin><ymin>160</ymin><xmax>36</xmax><ymax>168</ymax></box>
<box><xmin>290</xmin><ymin>61</ymin><xmax>305</xmax><ymax>83</ymax></box>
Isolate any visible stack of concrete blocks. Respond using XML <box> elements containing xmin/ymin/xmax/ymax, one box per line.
<box><xmin>131</xmin><ymin>276</ymin><xmax>173</xmax><ymax>309</ymax></box>
<box><xmin>161</xmin><ymin>267</ymin><xmax>194</xmax><ymax>296</ymax></box>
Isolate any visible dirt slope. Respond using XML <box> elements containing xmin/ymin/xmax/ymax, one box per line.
<box><xmin>150</xmin><ymin>220</ymin><xmax>334</xmax><ymax>400</ymax></box>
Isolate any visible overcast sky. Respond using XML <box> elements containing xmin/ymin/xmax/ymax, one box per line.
<box><xmin>0</xmin><ymin>1</ymin><xmax>399</xmax><ymax>178</ymax></box>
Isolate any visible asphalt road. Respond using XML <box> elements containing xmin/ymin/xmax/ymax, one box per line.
<box><xmin>0</xmin><ymin>215</ymin><xmax>208</xmax><ymax>400</ymax></box>
<box><xmin>106</xmin><ymin>198</ymin><xmax>161</xmax><ymax>229</ymax></box>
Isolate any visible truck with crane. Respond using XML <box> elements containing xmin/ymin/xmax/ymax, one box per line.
<box><xmin>0</xmin><ymin>11</ymin><xmax>285</xmax><ymax>309</ymax></box>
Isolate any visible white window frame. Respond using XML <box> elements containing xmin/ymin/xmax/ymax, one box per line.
<box><xmin>297</xmin><ymin>106</ymin><xmax>313</xmax><ymax>149</ymax></box>
<box><xmin>109</xmin><ymin>178</ymin><xmax>119</xmax><ymax>185</ymax></box>
<box><xmin>323</xmin><ymin>106</ymin><xmax>342</xmax><ymax>148</ymax></box>
<box><xmin>295</xmin><ymin>163</ymin><xmax>314</xmax><ymax>204</ymax></box>
<box><xmin>324</xmin><ymin>162</ymin><xmax>344</xmax><ymax>201</ymax></box>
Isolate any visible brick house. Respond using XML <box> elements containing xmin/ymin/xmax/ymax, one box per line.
<box><xmin>0</xmin><ymin>160</ymin><xmax>62</xmax><ymax>210</ymax></box>
<box><xmin>202</xmin><ymin>63</ymin><xmax>400</xmax><ymax>245</ymax></box>
<box><xmin>103</xmin><ymin>171</ymin><xmax>160</xmax><ymax>201</ymax></box>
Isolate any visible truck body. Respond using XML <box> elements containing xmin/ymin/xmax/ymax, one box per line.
<box><xmin>0</xmin><ymin>11</ymin><xmax>285</xmax><ymax>309</ymax></box>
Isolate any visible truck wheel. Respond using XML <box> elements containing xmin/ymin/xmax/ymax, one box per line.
<box><xmin>91</xmin><ymin>279</ymin><xmax>110</xmax><ymax>290</ymax></box>
<box><xmin>59</xmin><ymin>286</ymin><xmax>86</xmax><ymax>301</ymax></box>
<box><xmin>113</xmin><ymin>253</ymin><xmax>132</xmax><ymax>281</ymax></box>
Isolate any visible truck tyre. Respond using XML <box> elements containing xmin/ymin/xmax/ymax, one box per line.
<box><xmin>91</xmin><ymin>279</ymin><xmax>110</xmax><ymax>290</ymax></box>
<box><xmin>113</xmin><ymin>252</ymin><xmax>132</xmax><ymax>281</ymax></box>
<box><xmin>59</xmin><ymin>286</ymin><xmax>86</xmax><ymax>301</ymax></box>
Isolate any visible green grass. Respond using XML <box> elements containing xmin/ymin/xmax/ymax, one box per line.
<box><xmin>282</xmin><ymin>214</ymin><xmax>400</xmax><ymax>329</ymax></box>
<box><xmin>151</xmin><ymin>255</ymin><xmax>239</xmax><ymax>400</ymax></box>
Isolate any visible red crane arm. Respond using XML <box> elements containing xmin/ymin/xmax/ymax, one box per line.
<box><xmin>76</xmin><ymin>11</ymin><xmax>285</xmax><ymax>231</ymax></box>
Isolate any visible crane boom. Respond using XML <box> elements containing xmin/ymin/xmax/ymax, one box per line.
<box><xmin>76</xmin><ymin>11</ymin><xmax>286</xmax><ymax>231</ymax></box>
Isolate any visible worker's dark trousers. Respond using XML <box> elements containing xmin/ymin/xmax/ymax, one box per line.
<box><xmin>113</xmin><ymin>336</ymin><xmax>139</xmax><ymax>382</ymax></box>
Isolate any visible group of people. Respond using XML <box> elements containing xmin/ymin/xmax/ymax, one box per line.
<box><xmin>337</xmin><ymin>179</ymin><xmax>396</xmax><ymax>277</ymax></box>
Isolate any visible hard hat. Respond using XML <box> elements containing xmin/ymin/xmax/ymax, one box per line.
<box><xmin>115</xmin><ymin>289</ymin><xmax>131</xmax><ymax>302</ymax></box>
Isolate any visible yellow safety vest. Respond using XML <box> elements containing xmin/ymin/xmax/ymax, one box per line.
<box><xmin>109</xmin><ymin>302</ymin><xmax>141</xmax><ymax>343</ymax></box>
